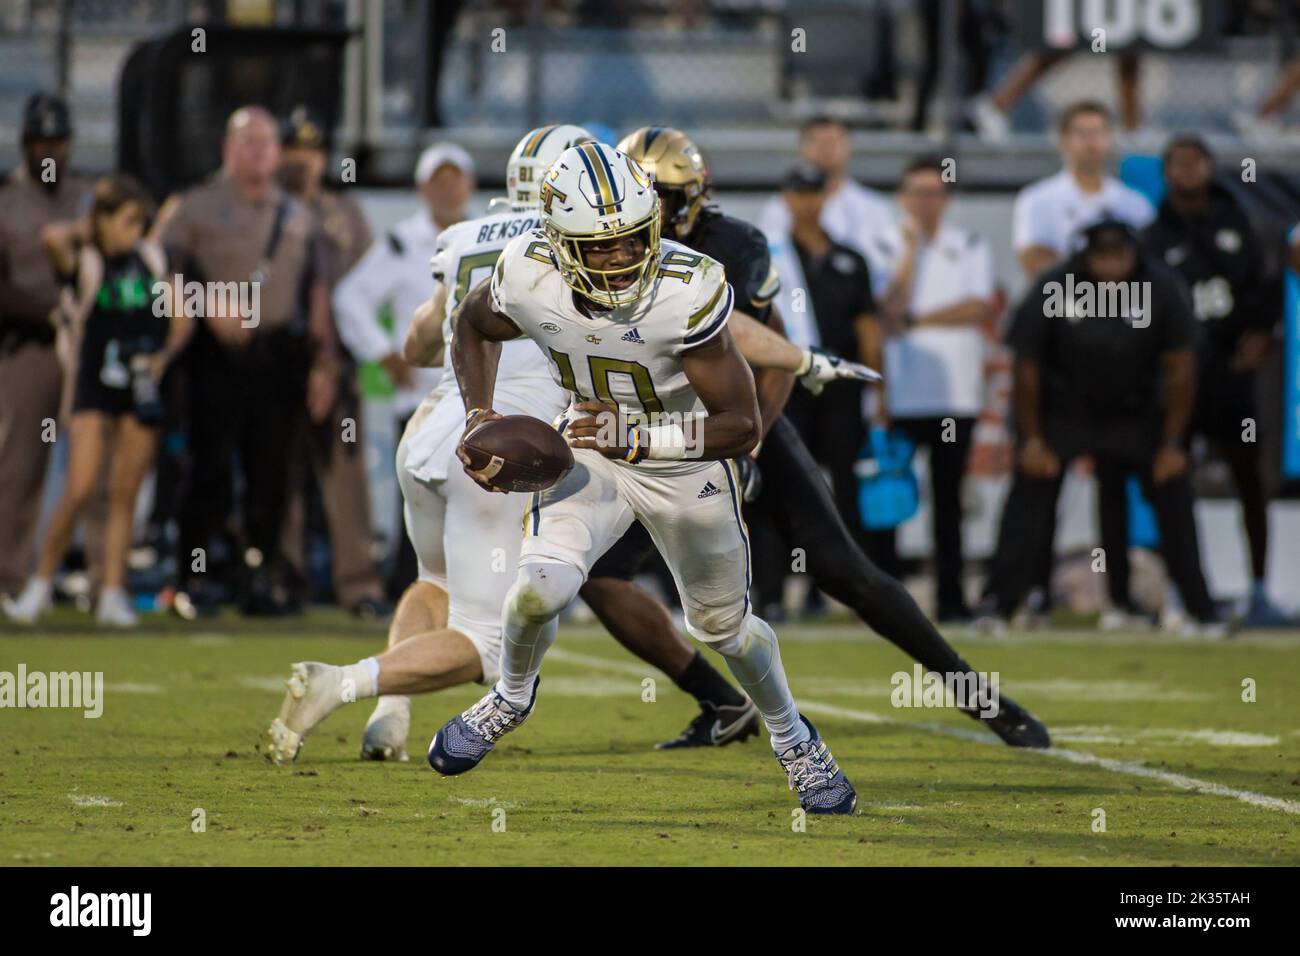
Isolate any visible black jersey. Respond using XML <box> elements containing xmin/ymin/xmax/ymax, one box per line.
<box><xmin>681</xmin><ymin>206</ymin><xmax>779</xmax><ymax>322</ymax></box>
<box><xmin>1140</xmin><ymin>185</ymin><xmax>1277</xmax><ymax>360</ymax></box>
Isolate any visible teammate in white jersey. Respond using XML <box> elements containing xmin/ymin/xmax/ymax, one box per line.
<box><xmin>428</xmin><ymin>142</ymin><xmax>857</xmax><ymax>813</ymax></box>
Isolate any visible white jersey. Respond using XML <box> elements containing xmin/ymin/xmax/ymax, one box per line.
<box><xmin>489</xmin><ymin>233</ymin><xmax>734</xmax><ymax>469</ymax></box>
<box><xmin>1012</xmin><ymin>170</ymin><xmax>1155</xmax><ymax>258</ymax></box>
<box><xmin>429</xmin><ymin>207</ymin><xmax>557</xmax><ymax>392</ymax></box>
<box><xmin>404</xmin><ymin>206</ymin><xmax>566</xmax><ymax>484</ymax></box>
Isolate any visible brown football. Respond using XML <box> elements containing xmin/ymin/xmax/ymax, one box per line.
<box><xmin>461</xmin><ymin>415</ymin><xmax>574</xmax><ymax>493</ymax></box>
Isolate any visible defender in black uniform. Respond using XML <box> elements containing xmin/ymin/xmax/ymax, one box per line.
<box><xmin>1141</xmin><ymin>135</ymin><xmax>1290</xmax><ymax>627</ymax></box>
<box><xmin>580</xmin><ymin>127</ymin><xmax>1049</xmax><ymax>750</ymax></box>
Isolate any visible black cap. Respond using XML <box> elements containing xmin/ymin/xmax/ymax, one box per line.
<box><xmin>281</xmin><ymin>105</ymin><xmax>328</xmax><ymax>149</ymax></box>
<box><xmin>782</xmin><ymin>163</ymin><xmax>827</xmax><ymax>192</ymax></box>
<box><xmin>1080</xmin><ymin>213</ymin><xmax>1138</xmax><ymax>250</ymax></box>
<box><xmin>1162</xmin><ymin>132</ymin><xmax>1213</xmax><ymax>163</ymax></box>
<box><xmin>22</xmin><ymin>92</ymin><xmax>71</xmax><ymax>142</ymax></box>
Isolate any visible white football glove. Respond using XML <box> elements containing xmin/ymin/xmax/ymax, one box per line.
<box><xmin>796</xmin><ymin>347</ymin><xmax>883</xmax><ymax>395</ymax></box>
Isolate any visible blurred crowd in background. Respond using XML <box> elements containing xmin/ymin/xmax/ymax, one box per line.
<box><xmin>1</xmin><ymin>0</ymin><xmax>1298</xmax><ymax>633</ymax></box>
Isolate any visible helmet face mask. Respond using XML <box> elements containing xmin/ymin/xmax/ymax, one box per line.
<box><xmin>546</xmin><ymin>213</ymin><xmax>661</xmax><ymax>308</ymax></box>
<box><xmin>653</xmin><ymin>183</ymin><xmax>704</xmax><ymax>239</ymax></box>
<box><xmin>540</xmin><ymin>143</ymin><xmax>661</xmax><ymax>308</ymax></box>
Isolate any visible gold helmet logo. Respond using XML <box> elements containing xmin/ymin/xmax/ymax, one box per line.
<box><xmin>539</xmin><ymin>179</ymin><xmax>568</xmax><ymax>216</ymax></box>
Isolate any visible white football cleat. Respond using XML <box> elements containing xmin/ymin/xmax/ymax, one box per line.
<box><xmin>266</xmin><ymin>662</ymin><xmax>347</xmax><ymax>766</ymax></box>
<box><xmin>2</xmin><ymin>577</ymin><xmax>53</xmax><ymax>624</ymax></box>
<box><xmin>360</xmin><ymin>696</ymin><xmax>411</xmax><ymax>762</ymax></box>
<box><xmin>96</xmin><ymin>587</ymin><xmax>138</xmax><ymax>628</ymax></box>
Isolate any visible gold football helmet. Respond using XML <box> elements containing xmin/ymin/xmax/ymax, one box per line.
<box><xmin>616</xmin><ymin>126</ymin><xmax>709</xmax><ymax>240</ymax></box>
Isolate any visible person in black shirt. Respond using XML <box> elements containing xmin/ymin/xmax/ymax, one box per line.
<box><xmin>1141</xmin><ymin>135</ymin><xmax>1290</xmax><ymax>627</ymax></box>
<box><xmin>776</xmin><ymin>164</ymin><xmax>881</xmax><ymax>556</ymax></box>
<box><xmin>2</xmin><ymin>175</ymin><xmax>191</xmax><ymax>628</ymax></box>
<box><xmin>575</xmin><ymin>127</ymin><xmax>1049</xmax><ymax>751</ymax></box>
<box><xmin>979</xmin><ymin>216</ymin><xmax>1221</xmax><ymax>633</ymax></box>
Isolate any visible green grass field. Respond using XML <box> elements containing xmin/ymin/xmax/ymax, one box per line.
<box><xmin>2</xmin><ymin>610</ymin><xmax>1297</xmax><ymax>866</ymax></box>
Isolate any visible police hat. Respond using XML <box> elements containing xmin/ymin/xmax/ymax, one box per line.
<box><xmin>22</xmin><ymin>92</ymin><xmax>71</xmax><ymax>142</ymax></box>
<box><xmin>281</xmin><ymin>105</ymin><xmax>328</xmax><ymax>150</ymax></box>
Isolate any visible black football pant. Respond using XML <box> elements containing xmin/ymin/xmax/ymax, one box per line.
<box><xmin>749</xmin><ymin>416</ymin><xmax>972</xmax><ymax>676</ymax></box>
<box><xmin>984</xmin><ymin>454</ymin><xmax>1217</xmax><ymax>622</ymax></box>
<box><xmin>781</xmin><ymin>383</ymin><xmax>870</xmax><ymax>554</ymax></box>
<box><xmin>179</xmin><ymin>325</ymin><xmax>309</xmax><ymax>592</ymax></box>
<box><xmin>590</xmin><ymin>415</ymin><xmax>976</xmax><ymax>680</ymax></box>
<box><xmin>1194</xmin><ymin>365</ymin><xmax>1268</xmax><ymax>581</ymax></box>
<box><xmin>864</xmin><ymin>415</ymin><xmax>975</xmax><ymax>616</ymax></box>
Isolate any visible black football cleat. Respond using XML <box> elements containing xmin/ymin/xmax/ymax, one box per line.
<box><xmin>656</xmin><ymin>700</ymin><xmax>760</xmax><ymax>750</ymax></box>
<box><xmin>967</xmin><ymin>692</ymin><xmax>1051</xmax><ymax>749</ymax></box>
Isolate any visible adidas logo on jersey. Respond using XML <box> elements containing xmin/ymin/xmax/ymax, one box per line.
<box><xmin>697</xmin><ymin>482</ymin><xmax>722</xmax><ymax>499</ymax></box>
<box><xmin>620</xmin><ymin>328</ymin><xmax>645</xmax><ymax>344</ymax></box>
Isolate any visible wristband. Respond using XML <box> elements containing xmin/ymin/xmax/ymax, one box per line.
<box><xmin>795</xmin><ymin>349</ymin><xmax>813</xmax><ymax>377</ymax></box>
<box><xmin>645</xmin><ymin>423</ymin><xmax>687</xmax><ymax>461</ymax></box>
<box><xmin>465</xmin><ymin>407</ymin><xmax>488</xmax><ymax>427</ymax></box>
<box><xmin>624</xmin><ymin>425</ymin><xmax>649</xmax><ymax>464</ymax></box>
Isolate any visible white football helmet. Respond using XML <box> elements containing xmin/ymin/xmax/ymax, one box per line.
<box><xmin>539</xmin><ymin>142</ymin><xmax>660</xmax><ymax>308</ymax></box>
<box><xmin>506</xmin><ymin>123</ymin><xmax>595</xmax><ymax>209</ymax></box>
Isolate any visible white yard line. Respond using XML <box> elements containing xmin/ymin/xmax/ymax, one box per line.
<box><xmin>547</xmin><ymin>647</ymin><xmax>1300</xmax><ymax>816</ymax></box>
<box><xmin>67</xmin><ymin>794</ymin><xmax>122</xmax><ymax>807</ymax></box>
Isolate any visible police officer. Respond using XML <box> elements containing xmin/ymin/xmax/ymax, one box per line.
<box><xmin>1141</xmin><ymin>135</ymin><xmax>1289</xmax><ymax>628</ymax></box>
<box><xmin>277</xmin><ymin>107</ymin><xmax>388</xmax><ymax>617</ymax></box>
<box><xmin>0</xmin><ymin>92</ymin><xmax>93</xmax><ymax>599</ymax></box>
<box><xmin>160</xmin><ymin>105</ymin><xmax>339</xmax><ymax>615</ymax></box>
<box><xmin>978</xmin><ymin>216</ymin><xmax>1223</xmax><ymax>635</ymax></box>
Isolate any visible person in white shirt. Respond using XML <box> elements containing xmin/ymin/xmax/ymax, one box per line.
<box><xmin>759</xmin><ymin>116</ymin><xmax>893</xmax><ymax>261</ymax></box>
<box><xmin>1012</xmin><ymin>100</ymin><xmax>1154</xmax><ymax>282</ymax></box>
<box><xmin>332</xmin><ymin>142</ymin><xmax>474</xmax><ymax>595</ymax></box>
<box><xmin>333</xmin><ymin>142</ymin><xmax>475</xmax><ymax>421</ymax></box>
<box><xmin>866</xmin><ymin>157</ymin><xmax>995</xmax><ymax>622</ymax></box>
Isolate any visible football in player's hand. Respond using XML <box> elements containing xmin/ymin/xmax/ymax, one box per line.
<box><xmin>461</xmin><ymin>415</ymin><xmax>574</xmax><ymax>492</ymax></box>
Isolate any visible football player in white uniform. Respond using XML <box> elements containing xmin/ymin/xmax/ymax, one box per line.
<box><xmin>266</xmin><ymin>124</ymin><xmax>594</xmax><ymax>765</ymax></box>
<box><xmin>265</xmin><ymin>129</ymin><xmax>874</xmax><ymax>776</ymax></box>
<box><xmin>428</xmin><ymin>142</ymin><xmax>857</xmax><ymax>813</ymax></box>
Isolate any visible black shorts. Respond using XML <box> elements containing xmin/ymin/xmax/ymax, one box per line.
<box><xmin>72</xmin><ymin>376</ymin><xmax>138</xmax><ymax>418</ymax></box>
<box><xmin>72</xmin><ymin>334</ymin><xmax>164</xmax><ymax>423</ymax></box>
